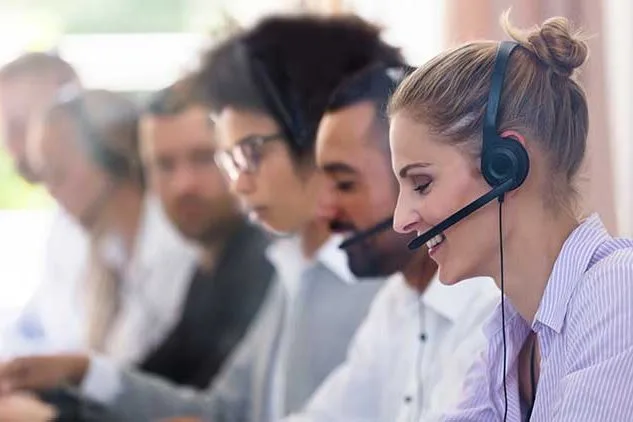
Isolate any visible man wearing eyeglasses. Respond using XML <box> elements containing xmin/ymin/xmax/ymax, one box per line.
<box><xmin>0</xmin><ymin>14</ymin><xmax>402</xmax><ymax>422</ymax></box>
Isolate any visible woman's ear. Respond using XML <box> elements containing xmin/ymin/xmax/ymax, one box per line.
<box><xmin>499</xmin><ymin>130</ymin><xmax>530</xmax><ymax>198</ymax></box>
<box><xmin>500</xmin><ymin>130</ymin><xmax>527</xmax><ymax>148</ymax></box>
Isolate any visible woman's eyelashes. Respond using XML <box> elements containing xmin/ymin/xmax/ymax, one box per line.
<box><xmin>414</xmin><ymin>182</ymin><xmax>431</xmax><ymax>194</ymax></box>
<box><xmin>411</xmin><ymin>175</ymin><xmax>432</xmax><ymax>195</ymax></box>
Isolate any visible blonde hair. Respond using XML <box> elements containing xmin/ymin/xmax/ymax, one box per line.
<box><xmin>389</xmin><ymin>12</ymin><xmax>589</xmax><ymax>210</ymax></box>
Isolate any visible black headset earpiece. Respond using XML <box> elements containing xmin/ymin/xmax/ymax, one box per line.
<box><xmin>235</xmin><ymin>42</ymin><xmax>307</xmax><ymax>150</ymax></box>
<box><xmin>62</xmin><ymin>94</ymin><xmax>132</xmax><ymax>179</ymax></box>
<box><xmin>66</xmin><ymin>95</ymin><xmax>134</xmax><ymax>227</ymax></box>
<box><xmin>481</xmin><ymin>41</ymin><xmax>530</xmax><ymax>191</ymax></box>
<box><xmin>407</xmin><ymin>41</ymin><xmax>529</xmax><ymax>250</ymax></box>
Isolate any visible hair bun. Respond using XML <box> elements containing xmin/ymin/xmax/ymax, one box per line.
<box><xmin>503</xmin><ymin>13</ymin><xmax>588</xmax><ymax>78</ymax></box>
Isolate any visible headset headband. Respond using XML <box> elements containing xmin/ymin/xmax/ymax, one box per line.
<box><xmin>483</xmin><ymin>41</ymin><xmax>519</xmax><ymax>148</ymax></box>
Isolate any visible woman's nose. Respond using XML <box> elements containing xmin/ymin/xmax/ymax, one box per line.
<box><xmin>393</xmin><ymin>194</ymin><xmax>420</xmax><ymax>234</ymax></box>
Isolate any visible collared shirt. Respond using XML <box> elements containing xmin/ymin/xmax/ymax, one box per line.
<box><xmin>283</xmin><ymin>272</ymin><xmax>499</xmax><ymax>422</ymax></box>
<box><xmin>442</xmin><ymin>214</ymin><xmax>633</xmax><ymax>421</ymax></box>
<box><xmin>264</xmin><ymin>233</ymin><xmax>380</xmax><ymax>420</ymax></box>
<box><xmin>80</xmin><ymin>233</ymin><xmax>383</xmax><ymax>422</ymax></box>
<box><xmin>1</xmin><ymin>196</ymin><xmax>197</xmax><ymax>365</ymax></box>
<box><xmin>0</xmin><ymin>207</ymin><xmax>88</xmax><ymax>357</ymax></box>
<box><xmin>96</xmin><ymin>196</ymin><xmax>198</xmax><ymax>364</ymax></box>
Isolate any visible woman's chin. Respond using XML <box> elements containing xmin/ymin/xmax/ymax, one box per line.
<box><xmin>437</xmin><ymin>266</ymin><xmax>472</xmax><ymax>286</ymax></box>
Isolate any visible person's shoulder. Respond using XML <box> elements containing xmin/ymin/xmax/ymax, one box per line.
<box><xmin>449</xmin><ymin>277</ymin><xmax>501</xmax><ymax>322</ymax></box>
<box><xmin>47</xmin><ymin>207</ymin><xmax>87</xmax><ymax>247</ymax></box>
<box><xmin>580</xmin><ymin>243</ymin><xmax>633</xmax><ymax>297</ymax></box>
<box><xmin>44</xmin><ymin>207</ymin><xmax>89</xmax><ymax>280</ymax></box>
<box><xmin>366</xmin><ymin>273</ymin><xmax>413</xmax><ymax>315</ymax></box>
<box><xmin>336</xmin><ymin>273</ymin><xmax>411</xmax><ymax>349</ymax></box>
<box><xmin>228</xmin><ymin>221</ymin><xmax>273</xmax><ymax>269</ymax></box>
<box><xmin>569</xmin><ymin>243</ymin><xmax>633</xmax><ymax>331</ymax></box>
<box><xmin>457</xmin><ymin>276</ymin><xmax>500</xmax><ymax>301</ymax></box>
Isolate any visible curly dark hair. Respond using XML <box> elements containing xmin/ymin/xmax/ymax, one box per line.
<box><xmin>194</xmin><ymin>14</ymin><xmax>404</xmax><ymax>162</ymax></box>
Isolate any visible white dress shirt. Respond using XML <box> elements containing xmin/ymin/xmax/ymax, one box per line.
<box><xmin>96</xmin><ymin>196</ymin><xmax>198</xmax><ymax>364</ymax></box>
<box><xmin>284</xmin><ymin>272</ymin><xmax>500</xmax><ymax>422</ymax></box>
<box><xmin>1</xmin><ymin>195</ymin><xmax>198</xmax><ymax>365</ymax></box>
<box><xmin>78</xmin><ymin>233</ymin><xmax>384</xmax><ymax>422</ymax></box>
<box><xmin>265</xmin><ymin>234</ymin><xmax>366</xmax><ymax>419</ymax></box>
<box><xmin>0</xmin><ymin>207</ymin><xmax>88</xmax><ymax>357</ymax></box>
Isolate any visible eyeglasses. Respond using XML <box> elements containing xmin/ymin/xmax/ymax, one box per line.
<box><xmin>214</xmin><ymin>133</ymin><xmax>284</xmax><ymax>181</ymax></box>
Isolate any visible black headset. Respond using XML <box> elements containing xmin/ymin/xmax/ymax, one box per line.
<box><xmin>407</xmin><ymin>41</ymin><xmax>530</xmax><ymax>250</ymax></box>
<box><xmin>54</xmin><ymin>90</ymin><xmax>138</xmax><ymax>227</ymax></box>
<box><xmin>235</xmin><ymin>42</ymin><xmax>309</xmax><ymax>151</ymax></box>
<box><xmin>54</xmin><ymin>88</ymin><xmax>133</xmax><ymax>179</ymax></box>
<box><xmin>71</xmin><ymin>98</ymin><xmax>132</xmax><ymax>179</ymax></box>
<box><xmin>481</xmin><ymin>41</ymin><xmax>530</xmax><ymax>191</ymax></box>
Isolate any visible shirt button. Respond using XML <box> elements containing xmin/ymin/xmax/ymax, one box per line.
<box><xmin>420</xmin><ymin>333</ymin><xmax>427</xmax><ymax>342</ymax></box>
<box><xmin>404</xmin><ymin>396</ymin><xmax>413</xmax><ymax>404</ymax></box>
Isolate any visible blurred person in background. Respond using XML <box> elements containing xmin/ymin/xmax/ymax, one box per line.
<box><xmin>0</xmin><ymin>78</ymin><xmax>275</xmax><ymax>420</ymax></box>
<box><xmin>284</xmin><ymin>64</ymin><xmax>498</xmax><ymax>422</ymax></box>
<box><xmin>137</xmin><ymin>78</ymin><xmax>274</xmax><ymax>388</ymax></box>
<box><xmin>0</xmin><ymin>14</ymin><xmax>400</xmax><ymax>422</ymax></box>
<box><xmin>0</xmin><ymin>52</ymin><xmax>79</xmax><ymax>183</ymax></box>
<box><xmin>0</xmin><ymin>53</ymin><xmax>88</xmax><ymax>356</ymax></box>
<box><xmin>19</xmin><ymin>88</ymin><xmax>198</xmax><ymax>374</ymax></box>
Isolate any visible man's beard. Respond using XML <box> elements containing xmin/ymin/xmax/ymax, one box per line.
<box><xmin>344</xmin><ymin>240</ymin><xmax>388</xmax><ymax>277</ymax></box>
<box><xmin>330</xmin><ymin>219</ymin><xmax>393</xmax><ymax>278</ymax></box>
<box><xmin>174</xmin><ymin>213</ymin><xmax>241</xmax><ymax>246</ymax></box>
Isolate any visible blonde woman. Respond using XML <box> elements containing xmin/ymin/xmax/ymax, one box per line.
<box><xmin>389</xmin><ymin>13</ymin><xmax>633</xmax><ymax>421</ymax></box>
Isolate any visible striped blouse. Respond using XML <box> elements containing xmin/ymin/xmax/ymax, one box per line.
<box><xmin>441</xmin><ymin>213</ymin><xmax>633</xmax><ymax>421</ymax></box>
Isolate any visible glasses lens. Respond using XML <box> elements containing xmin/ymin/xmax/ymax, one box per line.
<box><xmin>233</xmin><ymin>144</ymin><xmax>253</xmax><ymax>173</ymax></box>
<box><xmin>215</xmin><ymin>151</ymin><xmax>239</xmax><ymax>181</ymax></box>
<box><xmin>215</xmin><ymin>135</ymin><xmax>272</xmax><ymax>181</ymax></box>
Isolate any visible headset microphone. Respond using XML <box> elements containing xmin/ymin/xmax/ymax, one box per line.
<box><xmin>338</xmin><ymin>217</ymin><xmax>394</xmax><ymax>250</ymax></box>
<box><xmin>407</xmin><ymin>178</ymin><xmax>514</xmax><ymax>250</ymax></box>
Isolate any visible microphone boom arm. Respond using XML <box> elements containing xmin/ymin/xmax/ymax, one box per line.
<box><xmin>408</xmin><ymin>178</ymin><xmax>514</xmax><ymax>250</ymax></box>
<box><xmin>338</xmin><ymin>217</ymin><xmax>394</xmax><ymax>249</ymax></box>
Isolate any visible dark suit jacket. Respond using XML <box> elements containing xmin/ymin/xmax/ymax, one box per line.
<box><xmin>139</xmin><ymin>221</ymin><xmax>274</xmax><ymax>388</ymax></box>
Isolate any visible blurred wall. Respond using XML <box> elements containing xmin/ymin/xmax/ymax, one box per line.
<box><xmin>446</xmin><ymin>0</ymin><xmax>617</xmax><ymax>234</ymax></box>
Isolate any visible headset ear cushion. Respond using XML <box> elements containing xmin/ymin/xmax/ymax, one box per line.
<box><xmin>505</xmin><ymin>137</ymin><xmax>529</xmax><ymax>189</ymax></box>
<box><xmin>482</xmin><ymin>136</ymin><xmax>530</xmax><ymax>190</ymax></box>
